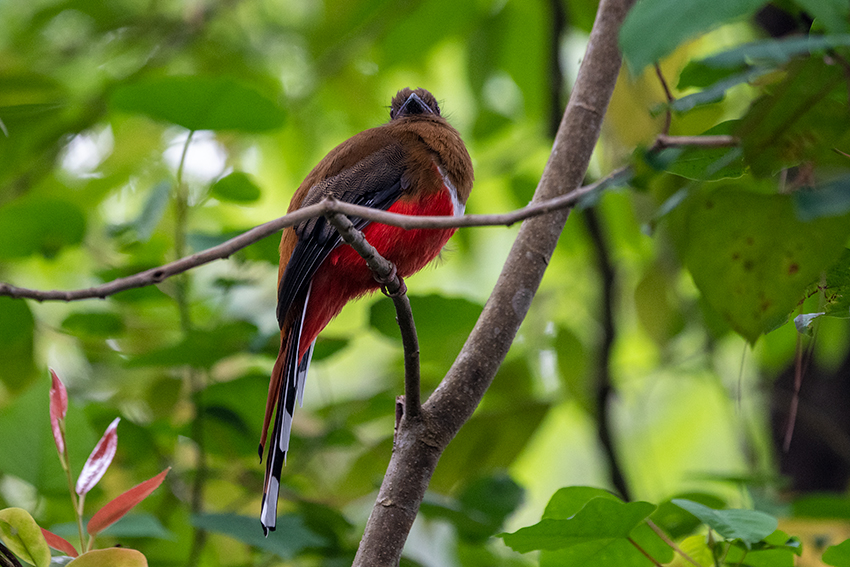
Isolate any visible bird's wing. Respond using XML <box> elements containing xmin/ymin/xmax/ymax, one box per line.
<box><xmin>276</xmin><ymin>143</ymin><xmax>408</xmax><ymax>325</ymax></box>
<box><xmin>260</xmin><ymin>144</ymin><xmax>408</xmax><ymax>534</ymax></box>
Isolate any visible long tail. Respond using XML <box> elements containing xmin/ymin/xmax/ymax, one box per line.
<box><xmin>260</xmin><ymin>286</ymin><xmax>314</xmax><ymax>535</ymax></box>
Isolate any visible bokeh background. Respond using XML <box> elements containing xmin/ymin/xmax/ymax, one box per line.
<box><xmin>2</xmin><ymin>0</ymin><xmax>850</xmax><ymax>565</ymax></box>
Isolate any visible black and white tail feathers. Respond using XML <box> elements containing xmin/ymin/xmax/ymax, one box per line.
<box><xmin>260</xmin><ymin>286</ymin><xmax>314</xmax><ymax>535</ymax></box>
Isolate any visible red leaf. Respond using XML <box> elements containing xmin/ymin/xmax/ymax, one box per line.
<box><xmin>40</xmin><ymin>527</ymin><xmax>78</xmax><ymax>557</ymax></box>
<box><xmin>75</xmin><ymin>417</ymin><xmax>120</xmax><ymax>496</ymax></box>
<box><xmin>49</xmin><ymin>368</ymin><xmax>68</xmax><ymax>455</ymax></box>
<box><xmin>87</xmin><ymin>468</ymin><xmax>170</xmax><ymax>536</ymax></box>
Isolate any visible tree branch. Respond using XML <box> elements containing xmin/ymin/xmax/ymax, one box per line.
<box><xmin>352</xmin><ymin>0</ymin><xmax>635</xmax><ymax>563</ymax></box>
<box><xmin>324</xmin><ymin>210</ymin><xmax>421</xmax><ymax>419</ymax></box>
<box><xmin>0</xmin><ymin>172</ymin><xmax>624</xmax><ymax>303</ymax></box>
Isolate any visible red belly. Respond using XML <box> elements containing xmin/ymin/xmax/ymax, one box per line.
<box><xmin>299</xmin><ymin>188</ymin><xmax>456</xmax><ymax>355</ymax></box>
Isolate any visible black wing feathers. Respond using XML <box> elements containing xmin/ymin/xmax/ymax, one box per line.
<box><xmin>276</xmin><ymin>144</ymin><xmax>408</xmax><ymax>326</ymax></box>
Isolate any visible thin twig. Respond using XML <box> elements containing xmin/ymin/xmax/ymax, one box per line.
<box><xmin>654</xmin><ymin>134</ymin><xmax>740</xmax><ymax>149</ymax></box>
<box><xmin>0</xmin><ymin>170</ymin><xmax>625</xmax><ymax>303</ymax></box>
<box><xmin>646</xmin><ymin>519</ymin><xmax>704</xmax><ymax>567</ymax></box>
<box><xmin>654</xmin><ymin>63</ymin><xmax>673</xmax><ymax>135</ymax></box>
<box><xmin>325</xmin><ymin>211</ymin><xmax>421</xmax><ymax>418</ymax></box>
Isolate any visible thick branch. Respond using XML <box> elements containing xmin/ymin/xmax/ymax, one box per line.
<box><xmin>0</xmin><ymin>173</ymin><xmax>623</xmax><ymax>303</ymax></box>
<box><xmin>352</xmin><ymin>0</ymin><xmax>635</xmax><ymax>564</ymax></box>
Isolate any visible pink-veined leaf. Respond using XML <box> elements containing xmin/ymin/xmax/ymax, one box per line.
<box><xmin>87</xmin><ymin>468</ymin><xmax>170</xmax><ymax>536</ymax></box>
<box><xmin>49</xmin><ymin>368</ymin><xmax>68</xmax><ymax>455</ymax></box>
<box><xmin>75</xmin><ymin>417</ymin><xmax>120</xmax><ymax>496</ymax></box>
<box><xmin>40</xmin><ymin>527</ymin><xmax>78</xmax><ymax>557</ymax></box>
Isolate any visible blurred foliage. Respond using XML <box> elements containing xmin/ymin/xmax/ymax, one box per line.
<box><xmin>1</xmin><ymin>0</ymin><xmax>850</xmax><ymax>565</ymax></box>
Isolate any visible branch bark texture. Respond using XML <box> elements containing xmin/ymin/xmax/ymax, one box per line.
<box><xmin>352</xmin><ymin>0</ymin><xmax>635</xmax><ymax>563</ymax></box>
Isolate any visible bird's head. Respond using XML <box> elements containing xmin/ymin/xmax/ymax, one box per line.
<box><xmin>390</xmin><ymin>88</ymin><xmax>441</xmax><ymax>120</ymax></box>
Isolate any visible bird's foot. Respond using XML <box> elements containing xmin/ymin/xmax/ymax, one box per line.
<box><xmin>375</xmin><ymin>264</ymin><xmax>407</xmax><ymax>297</ymax></box>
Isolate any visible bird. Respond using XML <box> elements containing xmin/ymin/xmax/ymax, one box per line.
<box><xmin>259</xmin><ymin>88</ymin><xmax>473</xmax><ymax>534</ymax></box>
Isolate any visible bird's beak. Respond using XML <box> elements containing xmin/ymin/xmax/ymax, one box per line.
<box><xmin>398</xmin><ymin>93</ymin><xmax>434</xmax><ymax>116</ymax></box>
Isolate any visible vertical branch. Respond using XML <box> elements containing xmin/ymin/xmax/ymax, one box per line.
<box><xmin>353</xmin><ymin>0</ymin><xmax>635</xmax><ymax>563</ymax></box>
<box><xmin>584</xmin><ymin>208</ymin><xmax>631</xmax><ymax>501</ymax></box>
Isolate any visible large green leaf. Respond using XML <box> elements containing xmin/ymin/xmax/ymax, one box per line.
<box><xmin>111</xmin><ymin>76</ymin><xmax>285</xmax><ymax>132</ymax></box>
<box><xmin>500</xmin><ymin>493</ymin><xmax>666</xmax><ymax>567</ymax></box>
<box><xmin>738</xmin><ymin>57</ymin><xmax>850</xmax><ymax>176</ymax></box>
<box><xmin>619</xmin><ymin>0</ymin><xmax>768</xmax><ymax>72</ymax></box>
<box><xmin>672</xmin><ymin>499</ymin><xmax>777</xmax><ymax>548</ymax></box>
<box><xmin>677</xmin><ymin>35</ymin><xmax>850</xmax><ymax>90</ymax></box>
<box><xmin>668</xmin><ymin>185</ymin><xmax>850</xmax><ymax>343</ymax></box>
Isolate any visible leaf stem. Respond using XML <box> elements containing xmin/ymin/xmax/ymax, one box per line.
<box><xmin>628</xmin><ymin>537</ymin><xmax>663</xmax><ymax>567</ymax></box>
<box><xmin>646</xmin><ymin>519</ymin><xmax>704</xmax><ymax>567</ymax></box>
<box><xmin>64</xmin><ymin>457</ymin><xmax>85</xmax><ymax>552</ymax></box>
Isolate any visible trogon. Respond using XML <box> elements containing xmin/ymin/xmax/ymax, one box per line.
<box><xmin>260</xmin><ymin>88</ymin><xmax>474</xmax><ymax>534</ymax></box>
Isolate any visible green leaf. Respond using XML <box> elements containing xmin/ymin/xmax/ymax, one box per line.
<box><xmin>62</xmin><ymin>312</ymin><xmax>126</xmax><ymax>337</ymax></box>
<box><xmin>619</xmin><ymin>0</ymin><xmax>768</xmax><ymax>72</ymax></box>
<box><xmin>542</xmin><ymin>487</ymin><xmax>620</xmax><ymax>520</ymax></box>
<box><xmin>190</xmin><ymin>513</ymin><xmax>326</xmax><ymax>559</ymax></box>
<box><xmin>668</xmin><ymin>185</ymin><xmax>850</xmax><ymax>343</ymax></box>
<box><xmin>824</xmin><ymin>539</ymin><xmax>850</xmax><ymax>566</ymax></box>
<box><xmin>673</xmin><ymin>69</ymin><xmax>769</xmax><ymax>112</ymax></box>
<box><xmin>0</xmin><ymin>507</ymin><xmax>51</xmax><ymax>567</ymax></box>
<box><xmin>499</xmin><ymin>497</ymin><xmax>656</xmax><ymax>553</ymax></box>
<box><xmin>795</xmin><ymin>0</ymin><xmax>850</xmax><ymax>33</ymax></box>
<box><xmin>672</xmin><ymin>499</ymin><xmax>777</xmax><ymax>548</ymax></box>
<box><xmin>650</xmin><ymin>493</ymin><xmax>727</xmax><ymax>539</ymax></box>
<box><xmin>664</xmin><ymin>121</ymin><xmax>745</xmax><ymax>180</ymax></box>
<box><xmin>678</xmin><ymin>35</ymin><xmax>850</xmax><ymax>89</ymax></box>
<box><xmin>210</xmin><ymin>172</ymin><xmax>262</xmax><ymax>203</ymax></box>
<box><xmin>111</xmin><ymin>76</ymin><xmax>285</xmax><ymax>132</ymax></box>
<box><xmin>0</xmin><ymin>196</ymin><xmax>86</xmax><ymax>259</ymax></box>
<box><xmin>738</xmin><ymin>57</ymin><xmax>850</xmax><ymax>176</ymax></box>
